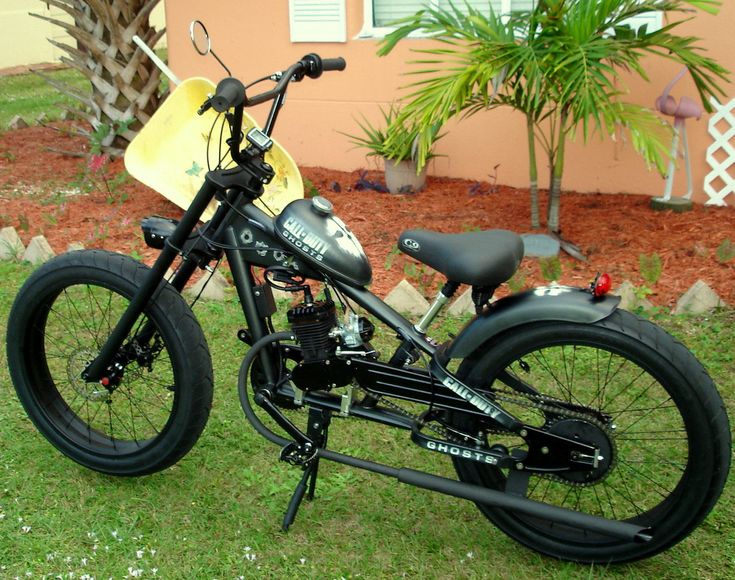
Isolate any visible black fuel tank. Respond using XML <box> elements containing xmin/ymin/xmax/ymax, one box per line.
<box><xmin>275</xmin><ymin>197</ymin><xmax>372</xmax><ymax>286</ymax></box>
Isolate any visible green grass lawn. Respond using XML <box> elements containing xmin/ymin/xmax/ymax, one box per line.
<box><xmin>0</xmin><ymin>49</ymin><xmax>168</xmax><ymax>130</ymax></box>
<box><xmin>0</xmin><ymin>68</ymin><xmax>90</xmax><ymax>129</ymax></box>
<box><xmin>0</xmin><ymin>258</ymin><xmax>733</xmax><ymax>579</ymax></box>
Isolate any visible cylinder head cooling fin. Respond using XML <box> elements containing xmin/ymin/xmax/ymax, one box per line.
<box><xmin>287</xmin><ymin>299</ymin><xmax>337</xmax><ymax>363</ymax></box>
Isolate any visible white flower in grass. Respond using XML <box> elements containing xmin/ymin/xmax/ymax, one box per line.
<box><xmin>299</xmin><ymin>558</ymin><xmax>306</xmax><ymax>565</ymax></box>
<box><xmin>111</xmin><ymin>530</ymin><xmax>119</xmax><ymax>539</ymax></box>
<box><xmin>466</xmin><ymin>551</ymin><xmax>474</xmax><ymax>559</ymax></box>
<box><xmin>127</xmin><ymin>568</ymin><xmax>143</xmax><ymax>578</ymax></box>
<box><xmin>149</xmin><ymin>549</ymin><xmax>156</xmax><ymax>556</ymax></box>
<box><xmin>20</xmin><ymin>525</ymin><xmax>31</xmax><ymax>533</ymax></box>
<box><xmin>151</xmin><ymin>569</ymin><xmax>158</xmax><ymax>576</ymax></box>
<box><xmin>136</xmin><ymin>550</ymin><xmax>144</xmax><ymax>559</ymax></box>
<box><xmin>81</xmin><ymin>557</ymin><xmax>88</xmax><ymax>566</ymax></box>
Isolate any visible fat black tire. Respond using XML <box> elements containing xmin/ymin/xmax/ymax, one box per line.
<box><xmin>451</xmin><ymin>309</ymin><xmax>730</xmax><ymax>563</ymax></box>
<box><xmin>6</xmin><ymin>250</ymin><xmax>214</xmax><ymax>476</ymax></box>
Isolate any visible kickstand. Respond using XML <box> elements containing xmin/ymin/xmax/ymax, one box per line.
<box><xmin>281</xmin><ymin>408</ymin><xmax>331</xmax><ymax>531</ymax></box>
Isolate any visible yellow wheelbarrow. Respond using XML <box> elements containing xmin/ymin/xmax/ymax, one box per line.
<box><xmin>125</xmin><ymin>77</ymin><xmax>303</xmax><ymax>222</ymax></box>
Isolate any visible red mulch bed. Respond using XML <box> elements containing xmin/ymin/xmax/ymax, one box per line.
<box><xmin>1</xmin><ymin>125</ymin><xmax>734</xmax><ymax>308</ymax></box>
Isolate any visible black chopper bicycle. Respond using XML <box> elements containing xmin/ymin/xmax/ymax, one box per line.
<box><xmin>5</xmin><ymin>42</ymin><xmax>731</xmax><ymax>564</ymax></box>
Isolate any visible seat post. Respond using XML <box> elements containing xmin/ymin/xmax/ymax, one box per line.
<box><xmin>414</xmin><ymin>281</ymin><xmax>460</xmax><ymax>334</ymax></box>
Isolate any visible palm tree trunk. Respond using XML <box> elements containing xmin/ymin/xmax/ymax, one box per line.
<box><xmin>547</xmin><ymin>113</ymin><xmax>567</xmax><ymax>234</ymax></box>
<box><xmin>31</xmin><ymin>0</ymin><xmax>165</xmax><ymax>156</ymax></box>
<box><xmin>527</xmin><ymin>115</ymin><xmax>540</xmax><ymax>229</ymax></box>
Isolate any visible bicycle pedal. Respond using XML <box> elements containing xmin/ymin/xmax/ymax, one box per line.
<box><xmin>279</xmin><ymin>441</ymin><xmax>317</xmax><ymax>467</ymax></box>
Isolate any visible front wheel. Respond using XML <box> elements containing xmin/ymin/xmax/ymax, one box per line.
<box><xmin>6</xmin><ymin>250</ymin><xmax>214</xmax><ymax>476</ymax></box>
<box><xmin>451</xmin><ymin>309</ymin><xmax>730</xmax><ymax>563</ymax></box>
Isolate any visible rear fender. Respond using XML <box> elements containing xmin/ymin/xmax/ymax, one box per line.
<box><xmin>444</xmin><ymin>286</ymin><xmax>620</xmax><ymax>360</ymax></box>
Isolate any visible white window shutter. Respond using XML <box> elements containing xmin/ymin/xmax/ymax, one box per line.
<box><xmin>289</xmin><ymin>0</ymin><xmax>347</xmax><ymax>43</ymax></box>
<box><xmin>621</xmin><ymin>12</ymin><xmax>662</xmax><ymax>33</ymax></box>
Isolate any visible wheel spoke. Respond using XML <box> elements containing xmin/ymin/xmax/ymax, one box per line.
<box><xmin>35</xmin><ymin>281</ymin><xmax>178</xmax><ymax>452</ymax></box>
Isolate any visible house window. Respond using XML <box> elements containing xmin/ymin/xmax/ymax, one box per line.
<box><xmin>359</xmin><ymin>1</ymin><xmax>660</xmax><ymax>38</ymax></box>
<box><xmin>360</xmin><ymin>1</ymin><xmax>536</xmax><ymax>37</ymax></box>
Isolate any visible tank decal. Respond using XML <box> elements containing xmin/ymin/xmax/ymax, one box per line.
<box><xmin>281</xmin><ymin>215</ymin><xmax>331</xmax><ymax>261</ymax></box>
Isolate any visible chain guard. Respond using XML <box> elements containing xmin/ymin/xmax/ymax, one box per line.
<box><xmin>268</xmin><ymin>357</ymin><xmax>617</xmax><ymax>487</ymax></box>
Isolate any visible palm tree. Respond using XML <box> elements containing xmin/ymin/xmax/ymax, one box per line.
<box><xmin>32</xmin><ymin>0</ymin><xmax>165</xmax><ymax>156</ymax></box>
<box><xmin>378</xmin><ymin>0</ymin><xmax>728</xmax><ymax>233</ymax></box>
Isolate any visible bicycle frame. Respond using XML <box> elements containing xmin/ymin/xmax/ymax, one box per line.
<box><xmin>73</xmin><ymin>163</ymin><xmax>654</xmax><ymax>543</ymax></box>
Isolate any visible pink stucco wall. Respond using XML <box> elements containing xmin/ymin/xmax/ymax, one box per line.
<box><xmin>164</xmin><ymin>1</ymin><xmax>734</xmax><ymax>202</ymax></box>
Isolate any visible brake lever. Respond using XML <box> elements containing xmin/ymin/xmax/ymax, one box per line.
<box><xmin>197</xmin><ymin>96</ymin><xmax>213</xmax><ymax>115</ymax></box>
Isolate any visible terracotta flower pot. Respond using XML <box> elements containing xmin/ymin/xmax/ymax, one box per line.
<box><xmin>384</xmin><ymin>159</ymin><xmax>427</xmax><ymax>194</ymax></box>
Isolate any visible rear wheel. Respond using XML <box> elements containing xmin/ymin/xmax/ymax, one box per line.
<box><xmin>451</xmin><ymin>309</ymin><xmax>730</xmax><ymax>563</ymax></box>
<box><xmin>6</xmin><ymin>250</ymin><xmax>213</xmax><ymax>476</ymax></box>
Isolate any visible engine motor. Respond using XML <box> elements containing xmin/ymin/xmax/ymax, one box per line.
<box><xmin>287</xmin><ymin>298</ymin><xmax>338</xmax><ymax>364</ymax></box>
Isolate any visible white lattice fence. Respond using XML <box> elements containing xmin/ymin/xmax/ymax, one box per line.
<box><xmin>704</xmin><ymin>97</ymin><xmax>735</xmax><ymax>206</ymax></box>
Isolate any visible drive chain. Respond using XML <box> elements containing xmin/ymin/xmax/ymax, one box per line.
<box><xmin>353</xmin><ymin>382</ymin><xmax>617</xmax><ymax>488</ymax></box>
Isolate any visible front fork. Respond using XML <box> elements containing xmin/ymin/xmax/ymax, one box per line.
<box><xmin>82</xmin><ymin>179</ymin><xmax>221</xmax><ymax>383</ymax></box>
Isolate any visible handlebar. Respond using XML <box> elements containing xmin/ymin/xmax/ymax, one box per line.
<box><xmin>210</xmin><ymin>77</ymin><xmax>245</xmax><ymax>113</ymax></box>
<box><xmin>200</xmin><ymin>53</ymin><xmax>345</xmax><ymax>167</ymax></box>
<box><xmin>204</xmin><ymin>53</ymin><xmax>346</xmax><ymax>112</ymax></box>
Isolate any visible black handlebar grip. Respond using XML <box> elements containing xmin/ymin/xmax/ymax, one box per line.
<box><xmin>211</xmin><ymin>77</ymin><xmax>246</xmax><ymax>113</ymax></box>
<box><xmin>322</xmin><ymin>57</ymin><xmax>347</xmax><ymax>72</ymax></box>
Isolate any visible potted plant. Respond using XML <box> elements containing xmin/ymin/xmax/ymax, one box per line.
<box><xmin>345</xmin><ymin>105</ymin><xmax>442</xmax><ymax>193</ymax></box>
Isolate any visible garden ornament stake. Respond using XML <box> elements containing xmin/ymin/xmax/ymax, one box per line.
<box><xmin>655</xmin><ymin>67</ymin><xmax>704</xmax><ymax>201</ymax></box>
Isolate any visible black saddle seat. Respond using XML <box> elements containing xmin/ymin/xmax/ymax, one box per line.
<box><xmin>398</xmin><ymin>229</ymin><xmax>524</xmax><ymax>287</ymax></box>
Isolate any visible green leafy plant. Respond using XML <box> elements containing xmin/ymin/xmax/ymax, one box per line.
<box><xmin>17</xmin><ymin>214</ymin><xmax>30</xmax><ymax>233</ymax></box>
<box><xmin>639</xmin><ymin>252</ymin><xmax>663</xmax><ymax>286</ymax></box>
<box><xmin>89</xmin><ymin>119</ymin><xmax>135</xmax><ymax>155</ymax></box>
<box><xmin>303</xmin><ymin>178</ymin><xmax>320</xmax><ymax>198</ymax></box>
<box><xmin>379</xmin><ymin>1</ymin><xmax>728</xmax><ymax>232</ymax></box>
<box><xmin>634</xmin><ymin>284</ymin><xmax>654</xmax><ymax>300</ymax></box>
<box><xmin>507</xmin><ymin>270</ymin><xmax>527</xmax><ymax>294</ymax></box>
<box><xmin>403</xmin><ymin>261</ymin><xmax>437</xmax><ymax>296</ymax></box>
<box><xmin>715</xmin><ymin>238</ymin><xmax>735</xmax><ymax>263</ymax></box>
<box><xmin>539</xmin><ymin>256</ymin><xmax>562</xmax><ymax>282</ymax></box>
<box><xmin>83</xmin><ymin>155</ymin><xmax>130</xmax><ymax>205</ymax></box>
<box><xmin>42</xmin><ymin>212</ymin><xmax>58</xmax><ymax>227</ymax></box>
<box><xmin>344</xmin><ymin>105</ymin><xmax>443</xmax><ymax>170</ymax></box>
<box><xmin>384</xmin><ymin>244</ymin><xmax>401</xmax><ymax>269</ymax></box>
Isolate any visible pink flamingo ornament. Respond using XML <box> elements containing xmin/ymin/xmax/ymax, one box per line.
<box><xmin>654</xmin><ymin>67</ymin><xmax>703</xmax><ymax>201</ymax></box>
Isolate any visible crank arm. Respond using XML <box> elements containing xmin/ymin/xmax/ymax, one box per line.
<box><xmin>254</xmin><ymin>388</ymin><xmax>313</xmax><ymax>447</ymax></box>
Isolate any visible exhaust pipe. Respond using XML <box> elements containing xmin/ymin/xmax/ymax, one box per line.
<box><xmin>318</xmin><ymin>448</ymin><xmax>652</xmax><ymax>544</ymax></box>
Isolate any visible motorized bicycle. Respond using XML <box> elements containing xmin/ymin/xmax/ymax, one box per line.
<box><xmin>5</xmin><ymin>22</ymin><xmax>731</xmax><ymax>564</ymax></box>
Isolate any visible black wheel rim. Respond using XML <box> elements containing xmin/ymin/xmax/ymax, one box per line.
<box><xmin>25</xmin><ymin>283</ymin><xmax>178</xmax><ymax>456</ymax></box>
<box><xmin>472</xmin><ymin>338</ymin><xmax>693</xmax><ymax>543</ymax></box>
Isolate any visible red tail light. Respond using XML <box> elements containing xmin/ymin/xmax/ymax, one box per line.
<box><xmin>592</xmin><ymin>273</ymin><xmax>612</xmax><ymax>297</ymax></box>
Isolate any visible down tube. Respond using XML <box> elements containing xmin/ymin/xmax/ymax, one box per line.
<box><xmin>224</xmin><ymin>227</ymin><xmax>278</xmax><ymax>385</ymax></box>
